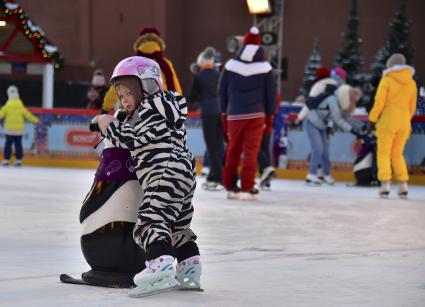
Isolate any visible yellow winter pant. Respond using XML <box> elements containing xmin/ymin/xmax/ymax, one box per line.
<box><xmin>376</xmin><ymin>128</ymin><xmax>410</xmax><ymax>182</ymax></box>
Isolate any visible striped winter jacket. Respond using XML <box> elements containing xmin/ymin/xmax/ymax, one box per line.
<box><xmin>102</xmin><ymin>91</ymin><xmax>194</xmax><ymax>188</ymax></box>
<box><xmin>218</xmin><ymin>44</ymin><xmax>276</xmax><ymax>120</ymax></box>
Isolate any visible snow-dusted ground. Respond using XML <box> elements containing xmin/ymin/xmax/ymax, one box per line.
<box><xmin>0</xmin><ymin>167</ymin><xmax>424</xmax><ymax>307</ymax></box>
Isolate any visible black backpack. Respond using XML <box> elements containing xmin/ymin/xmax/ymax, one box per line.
<box><xmin>305</xmin><ymin>84</ymin><xmax>337</xmax><ymax>110</ymax></box>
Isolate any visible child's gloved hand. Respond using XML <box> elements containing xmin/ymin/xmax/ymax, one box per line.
<box><xmin>89</xmin><ymin>115</ymin><xmax>101</xmax><ymax>132</ymax></box>
<box><xmin>366</xmin><ymin>121</ymin><xmax>376</xmax><ymax>134</ymax></box>
<box><xmin>350</xmin><ymin>128</ymin><xmax>361</xmax><ymax>138</ymax></box>
<box><xmin>97</xmin><ymin>114</ymin><xmax>116</xmax><ymax>133</ymax></box>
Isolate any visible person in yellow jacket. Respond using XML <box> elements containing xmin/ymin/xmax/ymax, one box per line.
<box><xmin>0</xmin><ymin>85</ymin><xmax>40</xmax><ymax>167</ymax></box>
<box><xmin>368</xmin><ymin>54</ymin><xmax>417</xmax><ymax>198</ymax></box>
<box><xmin>101</xmin><ymin>27</ymin><xmax>183</xmax><ymax>113</ymax></box>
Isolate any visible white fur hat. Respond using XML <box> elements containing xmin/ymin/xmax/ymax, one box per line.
<box><xmin>91</xmin><ymin>69</ymin><xmax>106</xmax><ymax>87</ymax></box>
<box><xmin>197</xmin><ymin>46</ymin><xmax>216</xmax><ymax>67</ymax></box>
<box><xmin>386</xmin><ymin>53</ymin><xmax>406</xmax><ymax>68</ymax></box>
<box><xmin>336</xmin><ymin>84</ymin><xmax>351</xmax><ymax>111</ymax></box>
<box><xmin>7</xmin><ymin>85</ymin><xmax>19</xmax><ymax>100</ymax></box>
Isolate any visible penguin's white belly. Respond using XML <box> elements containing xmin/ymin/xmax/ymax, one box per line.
<box><xmin>81</xmin><ymin>180</ymin><xmax>143</xmax><ymax>236</ymax></box>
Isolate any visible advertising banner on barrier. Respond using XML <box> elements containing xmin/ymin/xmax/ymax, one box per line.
<box><xmin>0</xmin><ymin>106</ymin><xmax>423</xmax><ymax>176</ymax></box>
<box><xmin>0</xmin><ymin>108</ymin><xmax>205</xmax><ymax>160</ymax></box>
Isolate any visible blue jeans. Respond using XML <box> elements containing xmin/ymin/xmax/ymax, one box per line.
<box><xmin>3</xmin><ymin>135</ymin><xmax>23</xmax><ymax>160</ymax></box>
<box><xmin>303</xmin><ymin>121</ymin><xmax>330</xmax><ymax>176</ymax></box>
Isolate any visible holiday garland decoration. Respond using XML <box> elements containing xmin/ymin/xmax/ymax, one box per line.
<box><xmin>0</xmin><ymin>0</ymin><xmax>64</xmax><ymax>69</ymax></box>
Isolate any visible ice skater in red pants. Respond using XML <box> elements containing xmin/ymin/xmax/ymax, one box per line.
<box><xmin>218</xmin><ymin>26</ymin><xmax>277</xmax><ymax>200</ymax></box>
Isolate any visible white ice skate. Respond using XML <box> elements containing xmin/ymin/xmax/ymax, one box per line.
<box><xmin>322</xmin><ymin>175</ymin><xmax>335</xmax><ymax>185</ymax></box>
<box><xmin>176</xmin><ymin>255</ymin><xmax>203</xmax><ymax>292</ymax></box>
<box><xmin>259</xmin><ymin>180</ymin><xmax>271</xmax><ymax>191</ymax></box>
<box><xmin>305</xmin><ymin>174</ymin><xmax>322</xmax><ymax>186</ymax></box>
<box><xmin>379</xmin><ymin>181</ymin><xmax>391</xmax><ymax>199</ymax></box>
<box><xmin>128</xmin><ymin>255</ymin><xmax>180</xmax><ymax>297</ymax></box>
<box><xmin>397</xmin><ymin>182</ymin><xmax>408</xmax><ymax>199</ymax></box>
<box><xmin>240</xmin><ymin>188</ymin><xmax>259</xmax><ymax>201</ymax></box>
<box><xmin>202</xmin><ymin>181</ymin><xmax>224</xmax><ymax>191</ymax></box>
<box><xmin>259</xmin><ymin>166</ymin><xmax>275</xmax><ymax>187</ymax></box>
<box><xmin>227</xmin><ymin>187</ymin><xmax>241</xmax><ymax>200</ymax></box>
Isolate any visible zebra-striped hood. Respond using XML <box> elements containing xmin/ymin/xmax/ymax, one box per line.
<box><xmin>141</xmin><ymin>91</ymin><xmax>187</xmax><ymax>128</ymax></box>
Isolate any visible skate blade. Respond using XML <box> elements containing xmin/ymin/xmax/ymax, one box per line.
<box><xmin>260</xmin><ymin>186</ymin><xmax>271</xmax><ymax>191</ymax></box>
<box><xmin>178</xmin><ymin>287</ymin><xmax>205</xmax><ymax>292</ymax></box>
<box><xmin>205</xmin><ymin>186</ymin><xmax>224</xmax><ymax>191</ymax></box>
<box><xmin>398</xmin><ymin>193</ymin><xmax>408</xmax><ymax>199</ymax></box>
<box><xmin>128</xmin><ymin>277</ymin><xmax>180</xmax><ymax>298</ymax></box>
<box><xmin>379</xmin><ymin>193</ymin><xmax>389</xmax><ymax>199</ymax></box>
<box><xmin>177</xmin><ymin>277</ymin><xmax>203</xmax><ymax>292</ymax></box>
<box><xmin>240</xmin><ymin>193</ymin><xmax>258</xmax><ymax>201</ymax></box>
<box><xmin>227</xmin><ymin>193</ymin><xmax>241</xmax><ymax>200</ymax></box>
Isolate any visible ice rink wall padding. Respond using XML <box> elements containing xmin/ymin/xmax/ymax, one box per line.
<box><xmin>0</xmin><ymin>107</ymin><xmax>424</xmax><ymax>184</ymax></box>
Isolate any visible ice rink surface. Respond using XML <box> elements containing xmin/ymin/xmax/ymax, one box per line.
<box><xmin>0</xmin><ymin>166</ymin><xmax>424</xmax><ymax>307</ymax></box>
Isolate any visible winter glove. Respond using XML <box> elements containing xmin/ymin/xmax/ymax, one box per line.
<box><xmin>288</xmin><ymin>121</ymin><xmax>298</xmax><ymax>129</ymax></box>
<box><xmin>350</xmin><ymin>128</ymin><xmax>361</xmax><ymax>138</ymax></box>
<box><xmin>221</xmin><ymin>114</ymin><xmax>228</xmax><ymax>142</ymax></box>
<box><xmin>97</xmin><ymin>114</ymin><xmax>116</xmax><ymax>133</ymax></box>
<box><xmin>89</xmin><ymin>123</ymin><xmax>100</xmax><ymax>132</ymax></box>
<box><xmin>264</xmin><ymin>116</ymin><xmax>274</xmax><ymax>135</ymax></box>
<box><xmin>326</xmin><ymin>126</ymin><xmax>334</xmax><ymax>136</ymax></box>
<box><xmin>366</xmin><ymin>121</ymin><xmax>376</xmax><ymax>134</ymax></box>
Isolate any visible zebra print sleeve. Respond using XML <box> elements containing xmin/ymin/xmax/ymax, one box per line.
<box><xmin>103</xmin><ymin>120</ymin><xmax>155</xmax><ymax>150</ymax></box>
<box><xmin>144</xmin><ymin>91</ymin><xmax>187</xmax><ymax>128</ymax></box>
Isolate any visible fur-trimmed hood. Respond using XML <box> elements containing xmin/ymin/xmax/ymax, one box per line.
<box><xmin>133</xmin><ymin>33</ymin><xmax>166</xmax><ymax>55</ymax></box>
<box><xmin>382</xmin><ymin>65</ymin><xmax>415</xmax><ymax>85</ymax></box>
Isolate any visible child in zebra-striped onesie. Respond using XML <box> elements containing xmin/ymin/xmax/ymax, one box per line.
<box><xmin>93</xmin><ymin>56</ymin><xmax>202</xmax><ymax>297</ymax></box>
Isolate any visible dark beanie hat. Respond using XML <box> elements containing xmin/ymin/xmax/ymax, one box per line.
<box><xmin>315</xmin><ymin>67</ymin><xmax>331</xmax><ymax>81</ymax></box>
<box><xmin>243</xmin><ymin>26</ymin><xmax>261</xmax><ymax>45</ymax></box>
<box><xmin>139</xmin><ymin>27</ymin><xmax>161</xmax><ymax>37</ymax></box>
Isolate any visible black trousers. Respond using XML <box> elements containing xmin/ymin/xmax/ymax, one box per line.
<box><xmin>4</xmin><ymin>135</ymin><xmax>23</xmax><ymax>160</ymax></box>
<box><xmin>257</xmin><ymin>134</ymin><xmax>272</xmax><ymax>176</ymax></box>
<box><xmin>202</xmin><ymin>115</ymin><xmax>224</xmax><ymax>183</ymax></box>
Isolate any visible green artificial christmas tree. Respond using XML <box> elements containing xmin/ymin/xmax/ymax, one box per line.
<box><xmin>371</xmin><ymin>0</ymin><xmax>415</xmax><ymax>76</ymax></box>
<box><xmin>299</xmin><ymin>38</ymin><xmax>321</xmax><ymax>97</ymax></box>
<box><xmin>333</xmin><ymin>0</ymin><xmax>364</xmax><ymax>85</ymax></box>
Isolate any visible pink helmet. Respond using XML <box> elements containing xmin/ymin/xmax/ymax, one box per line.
<box><xmin>110</xmin><ymin>56</ymin><xmax>163</xmax><ymax>95</ymax></box>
